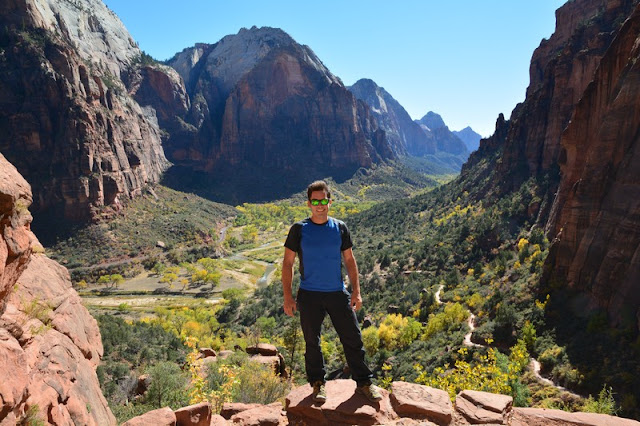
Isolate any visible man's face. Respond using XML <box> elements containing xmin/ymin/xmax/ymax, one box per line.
<box><xmin>308</xmin><ymin>190</ymin><xmax>331</xmax><ymax>219</ymax></box>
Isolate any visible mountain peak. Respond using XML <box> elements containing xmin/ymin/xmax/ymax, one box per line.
<box><xmin>169</xmin><ymin>26</ymin><xmax>339</xmax><ymax>96</ymax></box>
<box><xmin>418</xmin><ymin>111</ymin><xmax>447</xmax><ymax>131</ymax></box>
<box><xmin>453</xmin><ymin>127</ymin><xmax>482</xmax><ymax>152</ymax></box>
<box><xmin>224</xmin><ymin>26</ymin><xmax>296</xmax><ymax>48</ymax></box>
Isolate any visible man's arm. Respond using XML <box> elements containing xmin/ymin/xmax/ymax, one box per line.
<box><xmin>282</xmin><ymin>247</ymin><xmax>297</xmax><ymax>316</ymax></box>
<box><xmin>342</xmin><ymin>247</ymin><xmax>362</xmax><ymax>311</ymax></box>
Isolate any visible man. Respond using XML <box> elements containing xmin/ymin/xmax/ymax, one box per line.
<box><xmin>282</xmin><ymin>180</ymin><xmax>382</xmax><ymax>403</ymax></box>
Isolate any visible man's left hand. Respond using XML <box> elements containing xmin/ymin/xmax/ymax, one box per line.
<box><xmin>351</xmin><ymin>292</ymin><xmax>362</xmax><ymax>311</ymax></box>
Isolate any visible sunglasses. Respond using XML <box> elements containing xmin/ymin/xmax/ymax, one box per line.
<box><xmin>310</xmin><ymin>198</ymin><xmax>330</xmax><ymax>206</ymax></box>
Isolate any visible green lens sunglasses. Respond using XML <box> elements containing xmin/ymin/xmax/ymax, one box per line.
<box><xmin>310</xmin><ymin>198</ymin><xmax>330</xmax><ymax>206</ymax></box>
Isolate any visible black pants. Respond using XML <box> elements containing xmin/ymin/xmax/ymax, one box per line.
<box><xmin>297</xmin><ymin>288</ymin><xmax>373</xmax><ymax>386</ymax></box>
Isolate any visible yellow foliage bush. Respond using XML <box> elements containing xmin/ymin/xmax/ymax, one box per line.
<box><xmin>422</xmin><ymin>303</ymin><xmax>467</xmax><ymax>340</ymax></box>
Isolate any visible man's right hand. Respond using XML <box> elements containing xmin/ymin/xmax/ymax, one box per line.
<box><xmin>283</xmin><ymin>295</ymin><xmax>297</xmax><ymax>317</ymax></box>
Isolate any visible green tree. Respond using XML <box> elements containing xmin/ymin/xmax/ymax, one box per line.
<box><xmin>145</xmin><ymin>362</ymin><xmax>190</xmax><ymax>409</ymax></box>
<box><xmin>256</xmin><ymin>316</ymin><xmax>276</xmax><ymax>338</ymax></box>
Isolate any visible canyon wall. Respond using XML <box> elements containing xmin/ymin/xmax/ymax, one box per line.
<box><xmin>0</xmin><ymin>0</ymin><xmax>169</xmax><ymax>226</ymax></box>
<box><xmin>0</xmin><ymin>153</ymin><xmax>114</xmax><ymax>425</ymax></box>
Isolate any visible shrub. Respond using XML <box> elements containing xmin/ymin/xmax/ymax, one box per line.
<box><xmin>232</xmin><ymin>361</ymin><xmax>290</xmax><ymax>404</ymax></box>
<box><xmin>423</xmin><ymin>303</ymin><xmax>467</xmax><ymax>340</ymax></box>
<box><xmin>145</xmin><ymin>361</ymin><xmax>190</xmax><ymax>409</ymax></box>
<box><xmin>582</xmin><ymin>385</ymin><xmax>618</xmax><ymax>415</ymax></box>
<box><xmin>362</xmin><ymin>326</ymin><xmax>380</xmax><ymax>357</ymax></box>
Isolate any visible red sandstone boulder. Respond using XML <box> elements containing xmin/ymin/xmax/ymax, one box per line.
<box><xmin>512</xmin><ymin>407</ymin><xmax>640</xmax><ymax>426</ymax></box>
<box><xmin>286</xmin><ymin>379</ymin><xmax>396</xmax><ymax>425</ymax></box>
<box><xmin>455</xmin><ymin>390</ymin><xmax>512</xmax><ymax>424</ymax></box>
<box><xmin>221</xmin><ymin>403</ymin><xmax>263</xmax><ymax>419</ymax></box>
<box><xmin>229</xmin><ymin>402</ymin><xmax>286</xmax><ymax>425</ymax></box>
<box><xmin>199</xmin><ymin>347</ymin><xmax>217</xmax><ymax>358</ymax></box>
<box><xmin>121</xmin><ymin>407</ymin><xmax>176</xmax><ymax>426</ymax></box>
<box><xmin>210</xmin><ymin>414</ymin><xmax>228</xmax><ymax>425</ymax></box>
<box><xmin>174</xmin><ymin>401</ymin><xmax>211</xmax><ymax>425</ymax></box>
<box><xmin>218</xmin><ymin>349</ymin><xmax>234</xmax><ymax>359</ymax></box>
<box><xmin>246</xmin><ymin>343</ymin><xmax>278</xmax><ymax>356</ymax></box>
<box><xmin>390</xmin><ymin>381</ymin><xmax>452</xmax><ymax>425</ymax></box>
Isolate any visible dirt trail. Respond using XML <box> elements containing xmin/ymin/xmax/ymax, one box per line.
<box><xmin>435</xmin><ymin>283</ymin><xmax>579</xmax><ymax>395</ymax></box>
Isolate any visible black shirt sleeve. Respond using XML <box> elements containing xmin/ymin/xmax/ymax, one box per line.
<box><xmin>284</xmin><ymin>222</ymin><xmax>302</xmax><ymax>252</ymax></box>
<box><xmin>339</xmin><ymin>221</ymin><xmax>353</xmax><ymax>252</ymax></box>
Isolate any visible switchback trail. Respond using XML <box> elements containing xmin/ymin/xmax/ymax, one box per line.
<box><xmin>434</xmin><ymin>284</ymin><xmax>581</xmax><ymax>396</ymax></box>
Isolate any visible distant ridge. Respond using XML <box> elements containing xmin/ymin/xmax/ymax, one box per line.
<box><xmin>453</xmin><ymin>126</ymin><xmax>482</xmax><ymax>152</ymax></box>
<box><xmin>415</xmin><ymin>112</ymin><xmax>468</xmax><ymax>158</ymax></box>
<box><xmin>348</xmin><ymin>78</ymin><xmax>436</xmax><ymax>157</ymax></box>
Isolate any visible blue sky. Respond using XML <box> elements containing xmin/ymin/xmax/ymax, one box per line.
<box><xmin>104</xmin><ymin>1</ymin><xmax>566</xmax><ymax>137</ymax></box>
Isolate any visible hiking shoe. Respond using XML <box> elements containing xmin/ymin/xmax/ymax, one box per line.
<box><xmin>312</xmin><ymin>381</ymin><xmax>326</xmax><ymax>403</ymax></box>
<box><xmin>356</xmin><ymin>383</ymin><xmax>383</xmax><ymax>402</ymax></box>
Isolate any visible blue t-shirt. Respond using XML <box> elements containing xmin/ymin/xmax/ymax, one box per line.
<box><xmin>284</xmin><ymin>217</ymin><xmax>353</xmax><ymax>292</ymax></box>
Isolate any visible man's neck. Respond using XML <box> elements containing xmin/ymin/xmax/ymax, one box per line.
<box><xmin>310</xmin><ymin>215</ymin><xmax>329</xmax><ymax>224</ymax></box>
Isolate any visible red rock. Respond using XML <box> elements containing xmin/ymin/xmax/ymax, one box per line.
<box><xmin>464</xmin><ymin>0</ymin><xmax>635</xmax><ymax>192</ymax></box>
<box><xmin>246</xmin><ymin>343</ymin><xmax>278</xmax><ymax>356</ymax></box>
<box><xmin>220</xmin><ymin>403</ymin><xmax>263</xmax><ymax>419</ymax></box>
<box><xmin>0</xmin><ymin>5</ymin><xmax>169</xmax><ymax>224</ymax></box>
<box><xmin>545</xmin><ymin>3</ymin><xmax>640</xmax><ymax>329</ymax></box>
<box><xmin>455</xmin><ymin>390</ymin><xmax>512</xmax><ymax>425</ymax></box>
<box><xmin>122</xmin><ymin>407</ymin><xmax>176</xmax><ymax>426</ymax></box>
<box><xmin>512</xmin><ymin>407</ymin><xmax>640</xmax><ymax>426</ymax></box>
<box><xmin>210</xmin><ymin>414</ymin><xmax>228</xmax><ymax>425</ymax></box>
<box><xmin>0</xmin><ymin>153</ymin><xmax>34</xmax><ymax>306</ymax></box>
<box><xmin>199</xmin><ymin>347</ymin><xmax>217</xmax><ymax>358</ymax></box>
<box><xmin>229</xmin><ymin>402</ymin><xmax>286</xmax><ymax>425</ymax></box>
<box><xmin>286</xmin><ymin>379</ymin><xmax>396</xmax><ymax>426</ymax></box>
<box><xmin>136</xmin><ymin>374</ymin><xmax>151</xmax><ymax>396</ymax></box>
<box><xmin>457</xmin><ymin>390</ymin><xmax>512</xmax><ymax>415</ymax></box>
<box><xmin>17</xmin><ymin>255</ymin><xmax>104</xmax><ymax>365</ymax></box>
<box><xmin>390</xmin><ymin>381</ymin><xmax>452</xmax><ymax>424</ymax></box>
<box><xmin>175</xmin><ymin>401</ymin><xmax>211</xmax><ymax>426</ymax></box>
<box><xmin>249</xmin><ymin>354</ymin><xmax>284</xmax><ymax>376</ymax></box>
<box><xmin>0</xmin><ymin>155</ymin><xmax>114</xmax><ymax>425</ymax></box>
<box><xmin>0</xmin><ymin>329</ymin><xmax>28</xmax><ymax>419</ymax></box>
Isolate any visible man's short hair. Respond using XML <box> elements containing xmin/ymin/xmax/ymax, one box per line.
<box><xmin>307</xmin><ymin>180</ymin><xmax>331</xmax><ymax>200</ymax></box>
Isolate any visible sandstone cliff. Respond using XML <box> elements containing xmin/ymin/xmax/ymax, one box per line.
<box><xmin>545</xmin><ymin>2</ymin><xmax>640</xmax><ymax>329</ymax></box>
<box><xmin>0</xmin><ymin>153</ymin><xmax>114</xmax><ymax>425</ymax></box>
<box><xmin>455</xmin><ymin>0</ymin><xmax>640</xmax><ymax>412</ymax></box>
<box><xmin>461</xmin><ymin>0</ymin><xmax>639</xmax><ymax>319</ymax></box>
<box><xmin>464</xmin><ymin>0</ymin><xmax>637</xmax><ymax>196</ymax></box>
<box><xmin>158</xmin><ymin>27</ymin><xmax>393</xmax><ymax>201</ymax></box>
<box><xmin>0</xmin><ymin>0</ymin><xmax>169</xmax><ymax>231</ymax></box>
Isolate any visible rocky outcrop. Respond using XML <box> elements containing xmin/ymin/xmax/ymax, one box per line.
<box><xmin>0</xmin><ymin>0</ymin><xmax>170</xmax><ymax>229</ymax></box>
<box><xmin>0</xmin><ymin>154</ymin><xmax>34</xmax><ymax>310</ymax></box>
<box><xmin>348</xmin><ymin>78</ymin><xmax>436</xmax><ymax>157</ymax></box>
<box><xmin>458</xmin><ymin>0</ymin><xmax>640</xmax><ymax>332</ymax></box>
<box><xmin>544</xmin><ymin>2</ymin><xmax>640</xmax><ymax>329</ymax></box>
<box><xmin>159</xmin><ymin>27</ymin><xmax>393</xmax><ymax>200</ymax></box>
<box><xmin>465</xmin><ymin>0</ymin><xmax>637</xmax><ymax>195</ymax></box>
<box><xmin>122</xmin><ymin>379</ymin><xmax>640</xmax><ymax>425</ymax></box>
<box><xmin>0</xmin><ymin>154</ymin><xmax>114</xmax><ymax>424</ymax></box>
<box><xmin>230</xmin><ymin>380</ymin><xmax>638</xmax><ymax>426</ymax></box>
